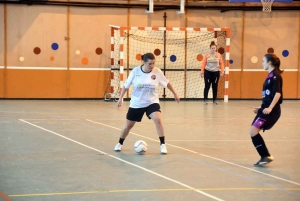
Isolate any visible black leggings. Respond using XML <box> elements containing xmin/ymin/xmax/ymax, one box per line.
<box><xmin>203</xmin><ymin>69</ymin><xmax>220</xmax><ymax>101</ymax></box>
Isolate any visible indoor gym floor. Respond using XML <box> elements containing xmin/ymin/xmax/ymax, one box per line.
<box><xmin>0</xmin><ymin>100</ymin><xmax>299</xmax><ymax>201</ymax></box>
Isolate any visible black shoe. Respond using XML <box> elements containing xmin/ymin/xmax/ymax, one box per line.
<box><xmin>254</xmin><ymin>156</ymin><xmax>274</xmax><ymax>166</ymax></box>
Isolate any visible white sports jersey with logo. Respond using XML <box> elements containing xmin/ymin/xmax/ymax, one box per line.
<box><xmin>124</xmin><ymin>66</ymin><xmax>169</xmax><ymax>108</ymax></box>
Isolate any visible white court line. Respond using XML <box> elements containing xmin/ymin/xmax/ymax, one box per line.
<box><xmin>19</xmin><ymin>119</ymin><xmax>224</xmax><ymax>201</ymax></box>
<box><xmin>22</xmin><ymin>119</ymin><xmax>80</xmax><ymax>121</ymax></box>
<box><xmin>86</xmin><ymin>119</ymin><xmax>300</xmax><ymax>187</ymax></box>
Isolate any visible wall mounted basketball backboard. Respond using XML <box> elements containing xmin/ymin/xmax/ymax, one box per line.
<box><xmin>229</xmin><ymin>0</ymin><xmax>293</xmax><ymax>12</ymax></box>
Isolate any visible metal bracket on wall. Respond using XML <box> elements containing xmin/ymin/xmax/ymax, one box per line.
<box><xmin>177</xmin><ymin>0</ymin><xmax>185</xmax><ymax>14</ymax></box>
<box><xmin>145</xmin><ymin>0</ymin><xmax>154</xmax><ymax>13</ymax></box>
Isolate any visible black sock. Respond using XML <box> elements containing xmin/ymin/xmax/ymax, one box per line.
<box><xmin>251</xmin><ymin>134</ymin><xmax>270</xmax><ymax>158</ymax></box>
<box><xmin>119</xmin><ymin>138</ymin><xmax>125</xmax><ymax>145</ymax></box>
<box><xmin>159</xmin><ymin>136</ymin><xmax>165</xmax><ymax>145</ymax></box>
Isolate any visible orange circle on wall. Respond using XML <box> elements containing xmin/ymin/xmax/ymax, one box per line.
<box><xmin>50</xmin><ymin>56</ymin><xmax>54</xmax><ymax>61</ymax></box>
<box><xmin>82</xmin><ymin>57</ymin><xmax>89</xmax><ymax>65</ymax></box>
<box><xmin>136</xmin><ymin>54</ymin><xmax>142</xmax><ymax>61</ymax></box>
<box><xmin>197</xmin><ymin>54</ymin><xmax>203</xmax><ymax>61</ymax></box>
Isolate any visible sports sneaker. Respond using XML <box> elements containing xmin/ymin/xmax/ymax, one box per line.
<box><xmin>160</xmin><ymin>144</ymin><xmax>167</xmax><ymax>154</ymax></box>
<box><xmin>114</xmin><ymin>143</ymin><xmax>122</xmax><ymax>151</ymax></box>
<box><xmin>204</xmin><ymin>101</ymin><xmax>208</xmax><ymax>105</ymax></box>
<box><xmin>213</xmin><ymin>101</ymin><xmax>218</xmax><ymax>105</ymax></box>
<box><xmin>254</xmin><ymin>156</ymin><xmax>274</xmax><ymax>166</ymax></box>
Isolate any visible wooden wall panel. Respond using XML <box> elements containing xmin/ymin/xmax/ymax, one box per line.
<box><xmin>241</xmin><ymin>72</ymin><xmax>266</xmax><ymax>98</ymax></box>
<box><xmin>244</xmin><ymin>12</ymin><xmax>299</xmax><ymax>71</ymax></box>
<box><xmin>69</xmin><ymin>70</ymin><xmax>110</xmax><ymax>98</ymax></box>
<box><xmin>228</xmin><ymin>71</ymin><xmax>242</xmax><ymax>99</ymax></box>
<box><xmin>0</xmin><ymin>5</ymin><xmax>4</xmax><ymax>98</ymax></box>
<box><xmin>0</xmin><ymin>69</ymin><xmax>4</xmax><ymax>98</ymax></box>
<box><xmin>69</xmin><ymin>8</ymin><xmax>128</xmax><ymax>69</ymax></box>
<box><xmin>6</xmin><ymin>70</ymin><xmax>67</xmax><ymax>98</ymax></box>
<box><xmin>6</xmin><ymin>5</ymin><xmax>67</xmax><ymax>68</ymax></box>
<box><xmin>241</xmin><ymin>71</ymin><xmax>298</xmax><ymax>99</ymax></box>
<box><xmin>281</xmin><ymin>72</ymin><xmax>298</xmax><ymax>98</ymax></box>
<box><xmin>1</xmin><ymin>5</ymin><xmax>299</xmax><ymax>99</ymax></box>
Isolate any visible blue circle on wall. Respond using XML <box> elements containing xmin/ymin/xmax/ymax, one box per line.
<box><xmin>282</xmin><ymin>50</ymin><xmax>289</xmax><ymax>57</ymax></box>
<box><xmin>51</xmin><ymin>43</ymin><xmax>59</xmax><ymax>50</ymax></box>
<box><xmin>229</xmin><ymin>60</ymin><xmax>233</xmax><ymax>64</ymax></box>
<box><xmin>170</xmin><ymin>55</ymin><xmax>177</xmax><ymax>62</ymax></box>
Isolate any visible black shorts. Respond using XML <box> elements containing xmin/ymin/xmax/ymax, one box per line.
<box><xmin>252</xmin><ymin>107</ymin><xmax>281</xmax><ymax>131</ymax></box>
<box><xmin>126</xmin><ymin>103</ymin><xmax>161</xmax><ymax>122</ymax></box>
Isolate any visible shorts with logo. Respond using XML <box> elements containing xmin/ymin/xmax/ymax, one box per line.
<box><xmin>252</xmin><ymin>106</ymin><xmax>281</xmax><ymax>131</ymax></box>
<box><xmin>126</xmin><ymin>103</ymin><xmax>161</xmax><ymax>122</ymax></box>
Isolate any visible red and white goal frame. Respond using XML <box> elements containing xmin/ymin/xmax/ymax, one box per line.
<box><xmin>108</xmin><ymin>25</ymin><xmax>230</xmax><ymax>102</ymax></box>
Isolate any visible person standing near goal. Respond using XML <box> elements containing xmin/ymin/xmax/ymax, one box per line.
<box><xmin>250</xmin><ymin>53</ymin><xmax>283</xmax><ymax>166</ymax></box>
<box><xmin>114</xmin><ymin>53</ymin><xmax>180</xmax><ymax>154</ymax></box>
<box><xmin>200</xmin><ymin>41</ymin><xmax>225</xmax><ymax>105</ymax></box>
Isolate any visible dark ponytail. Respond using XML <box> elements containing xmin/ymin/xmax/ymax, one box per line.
<box><xmin>141</xmin><ymin>53</ymin><xmax>155</xmax><ymax>62</ymax></box>
<box><xmin>264</xmin><ymin>53</ymin><xmax>283</xmax><ymax>74</ymax></box>
<box><xmin>210</xmin><ymin>41</ymin><xmax>216</xmax><ymax>48</ymax></box>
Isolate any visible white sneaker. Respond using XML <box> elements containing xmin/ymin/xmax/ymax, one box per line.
<box><xmin>160</xmin><ymin>144</ymin><xmax>167</xmax><ymax>154</ymax></box>
<box><xmin>114</xmin><ymin>143</ymin><xmax>122</xmax><ymax>151</ymax></box>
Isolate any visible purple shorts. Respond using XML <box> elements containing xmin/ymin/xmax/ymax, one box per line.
<box><xmin>252</xmin><ymin>107</ymin><xmax>281</xmax><ymax>131</ymax></box>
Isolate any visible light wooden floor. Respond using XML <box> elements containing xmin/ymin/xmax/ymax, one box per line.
<box><xmin>0</xmin><ymin>100</ymin><xmax>299</xmax><ymax>201</ymax></box>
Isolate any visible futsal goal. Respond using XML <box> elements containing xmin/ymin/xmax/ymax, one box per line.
<box><xmin>106</xmin><ymin>25</ymin><xmax>230</xmax><ymax>102</ymax></box>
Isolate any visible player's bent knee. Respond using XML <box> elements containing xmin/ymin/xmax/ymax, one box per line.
<box><xmin>250</xmin><ymin>126</ymin><xmax>260</xmax><ymax>137</ymax></box>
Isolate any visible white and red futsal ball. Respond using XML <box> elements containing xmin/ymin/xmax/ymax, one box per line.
<box><xmin>134</xmin><ymin>140</ymin><xmax>148</xmax><ymax>154</ymax></box>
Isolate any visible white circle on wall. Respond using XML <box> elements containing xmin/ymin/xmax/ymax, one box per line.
<box><xmin>19</xmin><ymin>57</ymin><xmax>24</xmax><ymax>61</ymax></box>
<box><xmin>76</xmin><ymin>50</ymin><xmax>80</xmax><ymax>55</ymax></box>
<box><xmin>251</xmin><ymin>56</ymin><xmax>258</xmax><ymax>63</ymax></box>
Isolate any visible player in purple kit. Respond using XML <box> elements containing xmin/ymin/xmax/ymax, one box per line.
<box><xmin>250</xmin><ymin>53</ymin><xmax>283</xmax><ymax>166</ymax></box>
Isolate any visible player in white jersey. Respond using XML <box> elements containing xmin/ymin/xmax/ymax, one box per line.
<box><xmin>114</xmin><ymin>53</ymin><xmax>180</xmax><ymax>154</ymax></box>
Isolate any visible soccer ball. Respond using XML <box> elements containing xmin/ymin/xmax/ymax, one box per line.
<box><xmin>134</xmin><ymin>140</ymin><xmax>148</xmax><ymax>154</ymax></box>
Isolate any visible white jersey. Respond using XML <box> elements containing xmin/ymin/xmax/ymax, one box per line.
<box><xmin>124</xmin><ymin>66</ymin><xmax>169</xmax><ymax>108</ymax></box>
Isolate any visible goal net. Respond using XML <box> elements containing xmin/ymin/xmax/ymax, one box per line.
<box><xmin>107</xmin><ymin>26</ymin><xmax>230</xmax><ymax>102</ymax></box>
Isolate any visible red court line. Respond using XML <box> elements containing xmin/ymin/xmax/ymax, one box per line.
<box><xmin>0</xmin><ymin>191</ymin><xmax>12</xmax><ymax>201</ymax></box>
